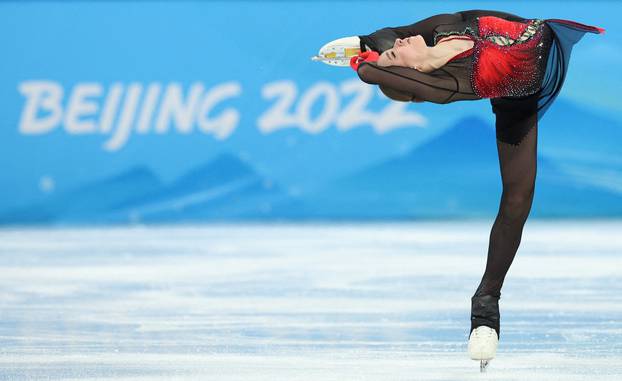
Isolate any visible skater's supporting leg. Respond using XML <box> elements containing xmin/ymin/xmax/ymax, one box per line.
<box><xmin>475</xmin><ymin>120</ymin><xmax>538</xmax><ymax>297</ymax></box>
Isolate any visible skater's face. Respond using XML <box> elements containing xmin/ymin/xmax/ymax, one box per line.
<box><xmin>378</xmin><ymin>35</ymin><xmax>427</xmax><ymax>69</ymax></box>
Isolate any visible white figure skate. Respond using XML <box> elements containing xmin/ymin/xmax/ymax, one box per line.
<box><xmin>311</xmin><ymin>36</ymin><xmax>364</xmax><ymax>67</ymax></box>
<box><xmin>468</xmin><ymin>325</ymin><xmax>498</xmax><ymax>372</ymax></box>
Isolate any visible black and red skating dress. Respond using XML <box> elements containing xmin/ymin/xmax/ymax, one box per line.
<box><xmin>355</xmin><ymin>10</ymin><xmax>605</xmax><ymax>145</ymax></box>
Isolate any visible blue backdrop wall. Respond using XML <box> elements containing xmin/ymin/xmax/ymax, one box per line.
<box><xmin>1</xmin><ymin>1</ymin><xmax>620</xmax><ymax>224</ymax></box>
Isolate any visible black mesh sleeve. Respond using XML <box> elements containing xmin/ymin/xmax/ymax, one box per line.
<box><xmin>356</xmin><ymin>62</ymin><xmax>480</xmax><ymax>104</ymax></box>
<box><xmin>378</xmin><ymin>85</ymin><xmax>418</xmax><ymax>102</ymax></box>
<box><xmin>359</xmin><ymin>13</ymin><xmax>462</xmax><ymax>52</ymax></box>
<box><xmin>356</xmin><ymin>10</ymin><xmax>530</xmax><ymax>104</ymax></box>
<box><xmin>358</xmin><ymin>10</ymin><xmax>528</xmax><ymax>53</ymax></box>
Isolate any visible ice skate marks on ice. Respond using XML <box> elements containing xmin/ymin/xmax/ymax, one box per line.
<box><xmin>311</xmin><ymin>36</ymin><xmax>361</xmax><ymax>66</ymax></box>
<box><xmin>468</xmin><ymin>325</ymin><xmax>498</xmax><ymax>372</ymax></box>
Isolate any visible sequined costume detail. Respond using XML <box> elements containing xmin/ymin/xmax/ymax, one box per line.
<box><xmin>356</xmin><ymin>10</ymin><xmax>605</xmax><ymax>145</ymax></box>
<box><xmin>432</xmin><ymin>17</ymin><xmax>552</xmax><ymax>99</ymax></box>
<box><xmin>471</xmin><ymin>17</ymin><xmax>551</xmax><ymax>98</ymax></box>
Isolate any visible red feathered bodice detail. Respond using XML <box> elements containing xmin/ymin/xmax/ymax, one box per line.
<box><xmin>472</xmin><ymin>16</ymin><xmax>549</xmax><ymax>98</ymax></box>
<box><xmin>478</xmin><ymin>16</ymin><xmax>532</xmax><ymax>40</ymax></box>
<box><xmin>447</xmin><ymin>16</ymin><xmax>605</xmax><ymax>99</ymax></box>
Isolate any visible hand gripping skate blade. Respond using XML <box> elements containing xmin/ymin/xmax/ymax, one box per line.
<box><xmin>312</xmin><ymin>36</ymin><xmax>361</xmax><ymax>67</ymax></box>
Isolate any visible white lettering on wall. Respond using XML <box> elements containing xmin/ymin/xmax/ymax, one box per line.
<box><xmin>258</xmin><ymin>78</ymin><xmax>426</xmax><ymax>134</ymax></box>
<box><xmin>64</xmin><ymin>83</ymin><xmax>102</xmax><ymax>134</ymax></box>
<box><xmin>335</xmin><ymin>80</ymin><xmax>376</xmax><ymax>131</ymax></box>
<box><xmin>155</xmin><ymin>83</ymin><xmax>204</xmax><ymax>134</ymax></box>
<box><xmin>196</xmin><ymin>82</ymin><xmax>242</xmax><ymax>140</ymax></box>
<box><xmin>17</xmin><ymin>79</ymin><xmax>427</xmax><ymax>152</ymax></box>
<box><xmin>257</xmin><ymin>80</ymin><xmax>298</xmax><ymax>133</ymax></box>
<box><xmin>104</xmin><ymin>83</ymin><xmax>143</xmax><ymax>151</ymax></box>
<box><xmin>136</xmin><ymin>83</ymin><xmax>162</xmax><ymax>134</ymax></box>
<box><xmin>297</xmin><ymin>82</ymin><xmax>339</xmax><ymax>134</ymax></box>
<box><xmin>18</xmin><ymin>81</ymin><xmax>64</xmax><ymax>134</ymax></box>
<box><xmin>17</xmin><ymin>80</ymin><xmax>243</xmax><ymax>151</ymax></box>
<box><xmin>99</xmin><ymin>83</ymin><xmax>124</xmax><ymax>134</ymax></box>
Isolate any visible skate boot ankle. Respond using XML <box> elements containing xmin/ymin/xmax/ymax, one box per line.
<box><xmin>470</xmin><ymin>294</ymin><xmax>501</xmax><ymax>339</ymax></box>
<box><xmin>468</xmin><ymin>294</ymin><xmax>500</xmax><ymax>372</ymax></box>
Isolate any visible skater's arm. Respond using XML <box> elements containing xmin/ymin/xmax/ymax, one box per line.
<box><xmin>357</xmin><ymin>62</ymin><xmax>478</xmax><ymax>104</ymax></box>
<box><xmin>379</xmin><ymin>85</ymin><xmax>425</xmax><ymax>102</ymax></box>
<box><xmin>359</xmin><ymin>10</ymin><xmax>527</xmax><ymax>53</ymax></box>
<box><xmin>359</xmin><ymin>13</ymin><xmax>462</xmax><ymax>53</ymax></box>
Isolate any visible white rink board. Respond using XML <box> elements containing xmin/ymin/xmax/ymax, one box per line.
<box><xmin>0</xmin><ymin>220</ymin><xmax>621</xmax><ymax>380</ymax></box>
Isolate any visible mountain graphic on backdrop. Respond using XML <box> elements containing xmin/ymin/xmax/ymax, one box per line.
<box><xmin>535</xmin><ymin>98</ymin><xmax>622</xmax><ymax>195</ymax></box>
<box><xmin>1</xmin><ymin>112</ymin><xmax>621</xmax><ymax>224</ymax></box>
<box><xmin>540</xmin><ymin>98</ymin><xmax>622</xmax><ymax>163</ymax></box>
<box><xmin>105</xmin><ymin>153</ymin><xmax>284</xmax><ymax>223</ymax></box>
<box><xmin>0</xmin><ymin>153</ymin><xmax>285</xmax><ymax>224</ymax></box>
<box><xmin>0</xmin><ymin>166</ymin><xmax>162</xmax><ymax>224</ymax></box>
<box><xmin>269</xmin><ymin>116</ymin><xmax>622</xmax><ymax>219</ymax></box>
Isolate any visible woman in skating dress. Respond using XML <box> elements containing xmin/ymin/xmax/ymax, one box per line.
<box><xmin>349</xmin><ymin>9</ymin><xmax>604</xmax><ymax>369</ymax></box>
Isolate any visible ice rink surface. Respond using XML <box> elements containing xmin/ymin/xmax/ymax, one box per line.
<box><xmin>0</xmin><ymin>220</ymin><xmax>621</xmax><ymax>380</ymax></box>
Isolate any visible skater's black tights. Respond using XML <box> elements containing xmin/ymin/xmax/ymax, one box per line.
<box><xmin>474</xmin><ymin>120</ymin><xmax>538</xmax><ymax>298</ymax></box>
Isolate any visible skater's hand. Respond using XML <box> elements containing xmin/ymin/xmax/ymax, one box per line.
<box><xmin>350</xmin><ymin>50</ymin><xmax>379</xmax><ymax>71</ymax></box>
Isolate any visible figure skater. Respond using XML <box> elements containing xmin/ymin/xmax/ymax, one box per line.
<box><xmin>348</xmin><ymin>9</ymin><xmax>604</xmax><ymax>371</ymax></box>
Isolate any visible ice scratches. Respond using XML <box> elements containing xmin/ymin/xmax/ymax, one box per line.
<box><xmin>0</xmin><ymin>221</ymin><xmax>621</xmax><ymax>380</ymax></box>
